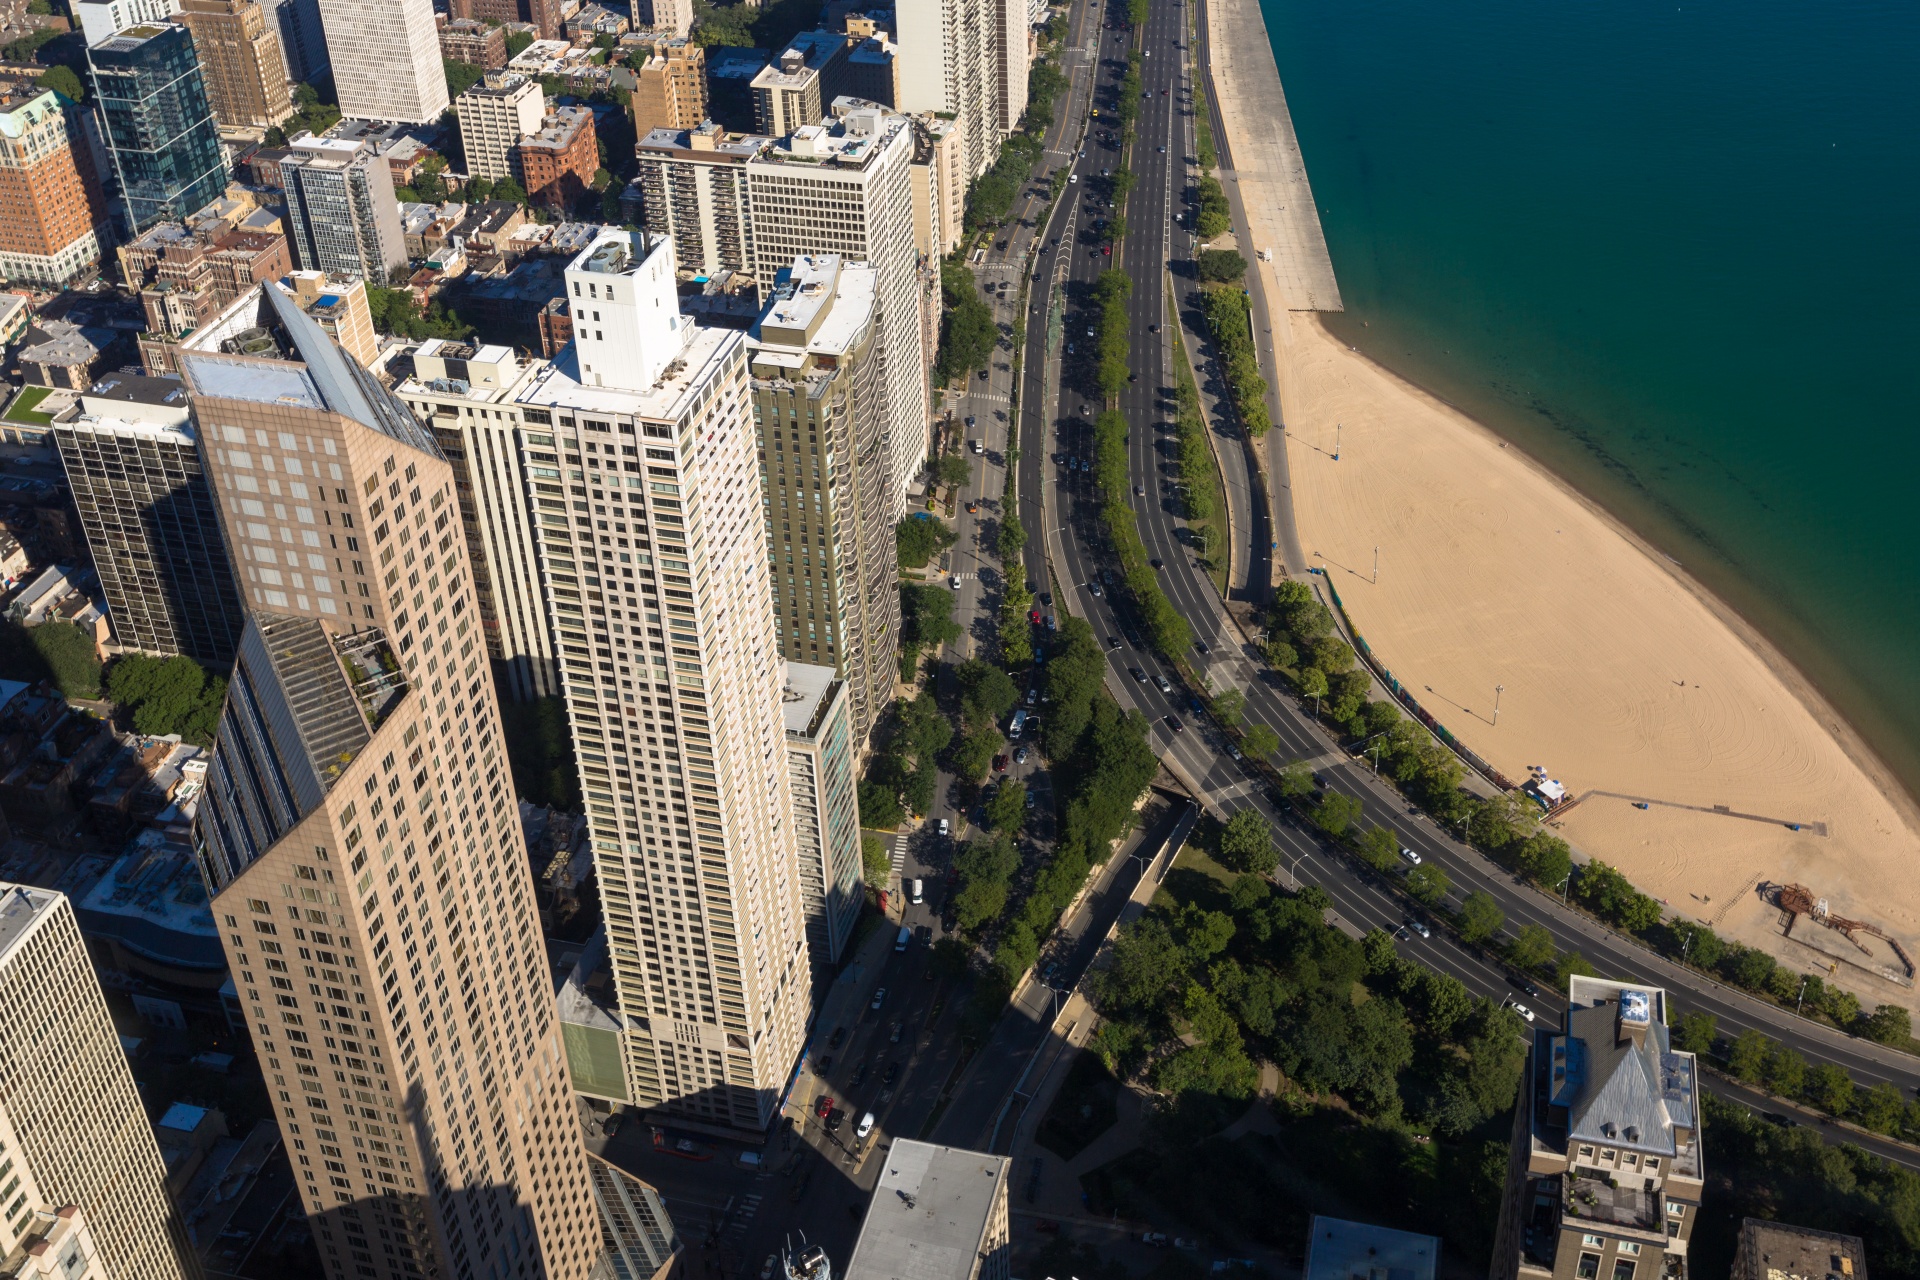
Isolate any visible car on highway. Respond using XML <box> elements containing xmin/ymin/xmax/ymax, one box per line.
<box><xmin>1026</xmin><ymin>686</ymin><xmax>1039</xmax><ymax>705</ymax></box>
<box><xmin>1149</xmin><ymin>557</ymin><xmax>1164</xmax><ymax>568</ymax></box>
<box><xmin>1026</xmin><ymin>789</ymin><xmax>1037</xmax><ymax>809</ymax></box>
<box><xmin>889</xmin><ymin>1021</ymin><xmax>903</xmax><ymax>1043</ymax></box>
<box><xmin>1166</xmin><ymin>716</ymin><xmax>1184</xmax><ymax>733</ymax></box>
<box><xmin>825</xmin><ymin>1108</ymin><xmax>843</xmax><ymax>1132</ymax></box>
<box><xmin>1400</xmin><ymin>846</ymin><xmax>1422</xmax><ymax>865</ymax></box>
<box><xmin>814</xmin><ymin>1056</ymin><xmax>833</xmax><ymax>1075</ymax></box>
<box><xmin>870</xmin><ymin>987</ymin><xmax>887</xmax><ymax>1010</ymax></box>
<box><xmin>1505</xmin><ymin>1000</ymin><xmax>1536</xmax><ymax>1023</ymax></box>
<box><xmin>1407</xmin><ymin>919</ymin><xmax>1431</xmax><ymax>939</ymax></box>
<box><xmin>1066</xmin><ymin>342</ymin><xmax>1074</xmax><ymax>354</ymax></box>
<box><xmin>1089</xmin><ymin>582</ymin><xmax>1102</xmax><ymax>597</ymax></box>
<box><xmin>966</xmin><ymin>501</ymin><xmax>978</xmax><ymax>513</ymax></box>
<box><xmin>1228</xmin><ymin>744</ymin><xmax>1243</xmax><ymax>761</ymax></box>
<box><xmin>1130</xmin><ymin>667</ymin><xmax>1146</xmax><ymax>683</ymax></box>
<box><xmin>1029</xmin><ymin>608</ymin><xmax>1042</xmax><ymax>624</ymax></box>
<box><xmin>1148</xmin><ymin>323</ymin><xmax>1159</xmax><ymax>333</ymax></box>
<box><xmin>1195</xmin><ymin>641</ymin><xmax>1210</xmax><ymax>654</ymax></box>
<box><xmin>1155</xmin><ymin>674</ymin><xmax>1172</xmax><ymax>693</ymax></box>
<box><xmin>1134</xmin><ymin>484</ymin><xmax>1144</xmax><ymax>496</ymax></box>
<box><xmin>856</xmin><ymin>1111</ymin><xmax>876</xmax><ymax>1141</ymax></box>
<box><xmin>1109</xmin><ymin>635</ymin><xmax>1123</xmax><ymax>650</ymax></box>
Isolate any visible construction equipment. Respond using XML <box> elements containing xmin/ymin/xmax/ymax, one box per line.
<box><xmin>1767</xmin><ymin>882</ymin><xmax>1916</xmax><ymax>980</ymax></box>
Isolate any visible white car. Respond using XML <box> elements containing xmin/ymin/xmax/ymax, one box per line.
<box><xmin>937</xmin><ymin>818</ymin><xmax>950</xmax><ymax>837</ymax></box>
<box><xmin>1155</xmin><ymin>675</ymin><xmax>1172</xmax><ymax>694</ymax></box>
<box><xmin>1400</xmin><ymin>846</ymin><xmax>1422</xmax><ymax>865</ymax></box>
<box><xmin>1507</xmin><ymin>1001</ymin><xmax>1536</xmax><ymax>1023</ymax></box>
<box><xmin>950</xmin><ymin>574</ymin><xmax>961</xmax><ymax>589</ymax></box>
<box><xmin>870</xmin><ymin>987</ymin><xmax>887</xmax><ymax>1010</ymax></box>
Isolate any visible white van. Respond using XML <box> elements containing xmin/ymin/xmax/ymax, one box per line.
<box><xmin>910</xmin><ymin>878</ymin><xmax>924</xmax><ymax>905</ymax></box>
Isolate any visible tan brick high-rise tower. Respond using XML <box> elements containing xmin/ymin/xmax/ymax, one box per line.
<box><xmin>178</xmin><ymin>0</ymin><xmax>296</xmax><ymax>129</ymax></box>
<box><xmin>182</xmin><ymin>283</ymin><xmax>613</xmax><ymax>1280</ymax></box>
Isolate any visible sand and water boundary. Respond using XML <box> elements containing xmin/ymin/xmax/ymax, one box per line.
<box><xmin>1200</xmin><ymin>0</ymin><xmax>1920</xmax><ymax>1004</ymax></box>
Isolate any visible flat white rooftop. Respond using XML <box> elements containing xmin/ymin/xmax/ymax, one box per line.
<box><xmin>1302</xmin><ymin>1216</ymin><xmax>1440</xmax><ymax>1280</ymax></box>
<box><xmin>846</xmin><ymin>1140</ymin><xmax>1007</xmax><ymax>1280</ymax></box>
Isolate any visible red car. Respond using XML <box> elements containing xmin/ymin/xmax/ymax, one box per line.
<box><xmin>815</xmin><ymin>1095</ymin><xmax>834</xmax><ymax>1119</ymax></box>
<box><xmin>993</xmin><ymin>754</ymin><xmax>1009</xmax><ymax>772</ymax></box>
<box><xmin>1028</xmin><ymin>609</ymin><xmax>1042</xmax><ymax>624</ymax></box>
<box><xmin>1103</xmin><ymin>245</ymin><xmax>1112</xmax><ymax>256</ymax></box>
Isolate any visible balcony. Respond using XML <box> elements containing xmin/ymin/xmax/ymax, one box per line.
<box><xmin>1563</xmin><ymin>1174</ymin><xmax>1661</xmax><ymax>1233</ymax></box>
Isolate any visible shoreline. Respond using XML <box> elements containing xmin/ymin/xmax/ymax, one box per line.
<box><xmin>1204</xmin><ymin>0</ymin><xmax>1920</xmax><ymax>994</ymax></box>
<box><xmin>1306</xmin><ymin>310</ymin><xmax>1920</xmax><ymax>846</ymax></box>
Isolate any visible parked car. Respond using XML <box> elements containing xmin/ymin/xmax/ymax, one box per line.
<box><xmin>883</xmin><ymin>1062</ymin><xmax>901</xmax><ymax>1086</ymax></box>
<box><xmin>850</xmin><ymin>1063</ymin><xmax>869</xmax><ymax>1087</ymax></box>
<box><xmin>1141</xmin><ymin>1233</ymin><xmax>1170</xmax><ymax>1247</ymax></box>
<box><xmin>937</xmin><ymin>818</ymin><xmax>950</xmax><ymax>837</ymax></box>
<box><xmin>870</xmin><ymin>987</ymin><xmax>887</xmax><ymax>1010</ymax></box>
<box><xmin>1015</xmin><ymin>746</ymin><xmax>1029</xmax><ymax>765</ymax></box>
<box><xmin>828</xmin><ymin>1026</ymin><xmax>846</xmax><ymax>1049</ymax></box>
<box><xmin>816</xmin><ymin>1095</ymin><xmax>834</xmax><ymax>1119</ymax></box>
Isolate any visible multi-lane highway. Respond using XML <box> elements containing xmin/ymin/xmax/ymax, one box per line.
<box><xmin>1010</xmin><ymin>0</ymin><xmax>1920</xmax><ymax>1110</ymax></box>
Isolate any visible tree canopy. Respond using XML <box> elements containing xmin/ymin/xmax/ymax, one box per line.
<box><xmin>106</xmin><ymin>654</ymin><xmax>226</xmax><ymax>744</ymax></box>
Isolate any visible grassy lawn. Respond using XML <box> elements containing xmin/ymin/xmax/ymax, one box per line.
<box><xmin>1167</xmin><ymin>288</ymin><xmax>1232</xmax><ymax>598</ymax></box>
<box><xmin>1035</xmin><ymin>1049</ymin><xmax>1121</xmax><ymax>1160</ymax></box>
<box><xmin>2</xmin><ymin>385</ymin><xmax>53</xmax><ymax>426</ymax></box>
<box><xmin>1151</xmin><ymin>826</ymin><xmax>1237</xmax><ymax>913</ymax></box>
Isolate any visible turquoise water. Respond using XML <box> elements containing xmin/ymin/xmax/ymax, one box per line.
<box><xmin>1259</xmin><ymin>0</ymin><xmax>1920</xmax><ymax>799</ymax></box>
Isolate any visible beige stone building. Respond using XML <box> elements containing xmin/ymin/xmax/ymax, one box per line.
<box><xmin>633</xmin><ymin>122</ymin><xmax>766</xmax><ymax>280</ymax></box>
<box><xmin>748</xmin><ymin>106</ymin><xmax>927</xmax><ymax>519</ymax></box>
<box><xmin>511</xmin><ymin>227</ymin><xmax>810</xmax><ymax>1133</ymax></box>
<box><xmin>179</xmin><ymin>284</ymin><xmax>629</xmax><ymax>1280</ymax></box>
<box><xmin>0</xmin><ymin>884</ymin><xmax>191</xmax><ymax>1278</ymax></box>
<box><xmin>847</xmin><ymin>1141</ymin><xmax>1010</xmax><ymax>1280</ymax></box>
<box><xmin>280</xmin><ymin>270</ymin><xmax>377</xmax><ymax>367</ymax></box>
<box><xmin>782</xmin><ymin>662</ymin><xmax>865</xmax><ymax>980</ymax></box>
<box><xmin>748</xmin><ymin>255</ymin><xmax>899</xmax><ymax>742</ymax></box>
<box><xmin>1491</xmin><ymin>978</ymin><xmax>1701</xmax><ymax>1280</ymax></box>
<box><xmin>630</xmin><ymin>39</ymin><xmax>706</xmax><ymax>135</ymax></box>
<box><xmin>909</xmin><ymin>113</ymin><xmax>965</xmax><ymax>259</ymax></box>
<box><xmin>455</xmin><ymin>70</ymin><xmax>547</xmax><ymax>182</ymax></box>
<box><xmin>378</xmin><ymin>338</ymin><xmax>560</xmax><ymax>702</ymax></box>
<box><xmin>179</xmin><ymin>0</ymin><xmax>296</xmax><ymax>129</ymax></box>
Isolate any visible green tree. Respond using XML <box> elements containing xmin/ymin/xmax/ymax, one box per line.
<box><xmin>1196</xmin><ymin>249</ymin><xmax>1247</xmax><ymax>283</ymax></box>
<box><xmin>1853</xmin><ymin>1082</ymin><xmax>1906</xmax><ymax>1134</ymax></box>
<box><xmin>1726</xmin><ymin>1029</ymin><xmax>1772</xmax><ymax>1084</ymax></box>
<box><xmin>1508</xmin><ymin>924</ymin><xmax>1555</xmax><ymax>973</ymax></box>
<box><xmin>1764</xmin><ymin>1040</ymin><xmax>1808</xmax><ymax>1097</ymax></box>
<box><xmin>984</xmin><ymin>779</ymin><xmax>1026</xmax><ymax>835</ymax></box>
<box><xmin>858</xmin><ymin>781</ymin><xmax>905</xmax><ymax>829</ymax></box>
<box><xmin>958</xmin><ymin>659</ymin><xmax>1020</xmax><ymax>726</ymax></box>
<box><xmin>1211</xmin><ymin>687</ymin><xmax>1244</xmax><ymax>727</ymax></box>
<box><xmin>36</xmin><ymin>63</ymin><xmax>84</xmax><ymax>104</ymax></box>
<box><xmin>493</xmin><ymin>175</ymin><xmax>528</xmax><ymax>205</ymax></box>
<box><xmin>1671</xmin><ymin>1011</ymin><xmax>1718</xmax><ymax>1055</ymax></box>
<box><xmin>1804</xmin><ymin>1062</ymin><xmax>1855</xmax><ymax>1116</ymax></box>
<box><xmin>106</xmin><ymin>654</ymin><xmax>227</xmax><ymax>743</ymax></box>
<box><xmin>1310</xmin><ymin>790</ymin><xmax>1360</xmax><ymax>837</ymax></box>
<box><xmin>898</xmin><ymin>518</ymin><xmax>960</xmax><ymax>568</ymax></box>
<box><xmin>1861</xmin><ymin>1003</ymin><xmax>1913</xmax><ymax>1046</ymax></box>
<box><xmin>1274</xmin><ymin>760</ymin><xmax>1314</xmax><ymax>798</ymax></box>
<box><xmin>900</xmin><ymin>582</ymin><xmax>962</xmax><ymax>648</ymax></box>
<box><xmin>1354</xmin><ymin>824</ymin><xmax>1398</xmax><ymax>871</ymax></box>
<box><xmin>1240</xmin><ymin>723</ymin><xmax>1280</xmax><ymax>762</ymax></box>
<box><xmin>1458</xmin><ymin>891</ymin><xmax>1505</xmax><ymax>943</ymax></box>
<box><xmin>948</xmin><ymin>721</ymin><xmax>1002</xmax><ymax>783</ymax></box>
<box><xmin>1555</xmin><ymin>950</ymin><xmax>1597</xmax><ymax>985</ymax></box>
<box><xmin>1405</xmin><ymin>862</ymin><xmax>1451</xmax><ymax>907</ymax></box>
<box><xmin>996</xmin><ymin>515</ymin><xmax>1027</xmax><ymax>562</ymax></box>
<box><xmin>1215</xmin><ymin>808</ymin><xmax>1276</xmax><ymax>874</ymax></box>
<box><xmin>443</xmin><ymin>58</ymin><xmax>485</xmax><ymax>99</ymax></box>
<box><xmin>504</xmin><ymin>29</ymin><xmax>536</xmax><ymax>57</ymax></box>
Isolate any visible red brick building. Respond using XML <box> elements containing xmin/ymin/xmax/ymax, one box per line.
<box><xmin>513</xmin><ymin>106</ymin><xmax>598</xmax><ymax>213</ymax></box>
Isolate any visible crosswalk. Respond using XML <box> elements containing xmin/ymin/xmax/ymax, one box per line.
<box><xmin>889</xmin><ymin>831</ymin><xmax>910</xmax><ymax>873</ymax></box>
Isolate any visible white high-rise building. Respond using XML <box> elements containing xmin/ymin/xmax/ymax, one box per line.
<box><xmin>378</xmin><ymin>338</ymin><xmax>561</xmax><ymax>701</ymax></box>
<box><xmin>748</xmin><ymin>107</ymin><xmax>926</xmax><ymax>518</ymax></box>
<box><xmin>894</xmin><ymin>0</ymin><xmax>1001</xmax><ymax>178</ymax></box>
<box><xmin>513</xmin><ymin>227</ymin><xmax>810</xmax><ymax>1133</ymax></box>
<box><xmin>454</xmin><ymin>71</ymin><xmax>546</xmax><ymax>182</ymax></box>
<box><xmin>993</xmin><ymin>0</ymin><xmax>1029</xmax><ymax>134</ymax></box>
<box><xmin>315</xmin><ymin>0</ymin><xmax>446</xmax><ymax>123</ymax></box>
<box><xmin>0</xmin><ymin>884</ymin><xmax>191</xmax><ymax>1279</ymax></box>
<box><xmin>74</xmin><ymin>0</ymin><xmax>178</xmax><ymax>45</ymax></box>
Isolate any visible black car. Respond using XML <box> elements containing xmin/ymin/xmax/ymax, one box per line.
<box><xmin>883</xmin><ymin>1062</ymin><xmax>901</xmax><ymax>1087</ymax></box>
<box><xmin>828</xmin><ymin>1026</ymin><xmax>846</xmax><ymax>1049</ymax></box>
<box><xmin>825</xmin><ymin>1108</ymin><xmax>843</xmax><ymax>1132</ymax></box>
<box><xmin>1166</xmin><ymin>716</ymin><xmax>1184</xmax><ymax>733</ymax></box>
<box><xmin>850</xmin><ymin>1063</ymin><xmax>869</xmax><ymax>1087</ymax></box>
<box><xmin>1130</xmin><ymin>667</ymin><xmax>1146</xmax><ymax>683</ymax></box>
<box><xmin>1149</xmin><ymin>558</ymin><xmax>1164</xmax><ymax>569</ymax></box>
<box><xmin>1108</xmin><ymin>636</ymin><xmax>1123</xmax><ymax>650</ymax></box>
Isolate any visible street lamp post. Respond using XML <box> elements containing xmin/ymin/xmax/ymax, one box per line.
<box><xmin>1287</xmin><ymin>848</ymin><xmax>1310</xmax><ymax>890</ymax></box>
<box><xmin>1493</xmin><ymin>684</ymin><xmax>1504</xmax><ymax>726</ymax></box>
<box><xmin>1796</xmin><ymin>974</ymin><xmax>1809</xmax><ymax>1017</ymax></box>
<box><xmin>1334</xmin><ymin>422</ymin><xmax>1341</xmax><ymax>461</ymax></box>
<box><xmin>1373</xmin><ymin>545</ymin><xmax>1378</xmax><ymax>584</ymax></box>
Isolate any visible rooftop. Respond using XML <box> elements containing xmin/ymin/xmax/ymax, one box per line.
<box><xmin>750</xmin><ymin>255</ymin><xmax>876</xmax><ymax>367</ymax></box>
<box><xmin>75</xmin><ymin>827</ymin><xmax>222</xmax><ymax>972</ymax></box>
<box><xmin>177</xmin><ymin>285</ymin><xmax>439</xmax><ymax>455</ymax></box>
<box><xmin>707</xmin><ymin>47</ymin><xmax>772</xmax><ymax>80</ymax></box>
<box><xmin>846</xmin><ymin>1140</ymin><xmax>1008</xmax><ymax>1280</ymax></box>
<box><xmin>521</xmin><ymin>106</ymin><xmax>593</xmax><ymax>151</ymax></box>
<box><xmin>0</xmin><ymin>881</ymin><xmax>59</xmax><ymax>970</ymax></box>
<box><xmin>1302</xmin><ymin>1216</ymin><xmax>1440</xmax><ymax>1280</ymax></box>
<box><xmin>754</xmin><ymin>108</ymin><xmax>906</xmax><ymax>169</ymax></box>
<box><xmin>519</xmin><ymin>322</ymin><xmax>736</xmax><ymax>424</ymax></box>
<box><xmin>637</xmin><ymin>123</ymin><xmax>768</xmax><ymax>161</ymax></box>
<box><xmin>1735</xmin><ymin>1219</ymin><xmax>1868</xmax><ymax>1280</ymax></box>
<box><xmin>781</xmin><ymin>661</ymin><xmax>840</xmax><ymax>738</ymax></box>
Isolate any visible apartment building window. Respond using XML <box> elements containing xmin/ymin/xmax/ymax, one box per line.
<box><xmin>1611</xmin><ymin>1262</ymin><xmax>1635</xmax><ymax>1280</ymax></box>
<box><xmin>1576</xmin><ymin>1254</ymin><xmax>1600</xmax><ymax>1280</ymax></box>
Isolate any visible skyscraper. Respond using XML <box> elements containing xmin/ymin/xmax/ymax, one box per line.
<box><xmin>633</xmin><ymin>122</ymin><xmax>765</xmax><ymax>280</ymax></box>
<box><xmin>378</xmin><ymin>338</ymin><xmax>560</xmax><ymax>702</ymax></box>
<box><xmin>748</xmin><ymin>255</ymin><xmax>899</xmax><ymax>741</ymax></box>
<box><xmin>0</xmin><ymin>883</ymin><xmax>192</xmax><ymax>1278</ymax></box>
<box><xmin>282</xmin><ymin>135</ymin><xmax>407</xmax><ymax>282</ymax></box>
<box><xmin>180</xmin><ymin>283</ymin><xmax>610</xmax><ymax>1280</ymax></box>
<box><xmin>51</xmin><ymin>372</ymin><xmax>246</xmax><ymax>663</ymax></box>
<box><xmin>991</xmin><ymin>0</ymin><xmax>1028</xmax><ymax>134</ymax></box>
<box><xmin>177</xmin><ymin>0</ymin><xmax>296</xmax><ymax>129</ymax></box>
<box><xmin>894</xmin><ymin>0</ymin><xmax>1000</xmax><ymax>178</ymax></box>
<box><xmin>315</xmin><ymin>0</ymin><xmax>447</xmax><ymax>124</ymax></box>
<box><xmin>781</xmin><ymin>663</ymin><xmax>864</xmax><ymax>978</ymax></box>
<box><xmin>748</xmin><ymin>106</ymin><xmax>926</xmax><ymax>519</ymax></box>
<box><xmin>86</xmin><ymin>22</ymin><xmax>227</xmax><ymax>235</ymax></box>
<box><xmin>512</xmin><ymin>227</ymin><xmax>810</xmax><ymax>1132</ymax></box>
<box><xmin>454</xmin><ymin>72</ymin><xmax>545</xmax><ymax>182</ymax></box>
<box><xmin>629</xmin><ymin>40</ymin><xmax>706</xmax><ymax>135</ymax></box>
<box><xmin>0</xmin><ymin>87</ymin><xmax>111</xmax><ymax>288</ymax></box>
<box><xmin>257</xmin><ymin>0</ymin><xmax>328</xmax><ymax>82</ymax></box>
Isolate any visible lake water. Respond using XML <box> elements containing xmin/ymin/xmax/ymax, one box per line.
<box><xmin>1258</xmin><ymin>0</ymin><xmax>1920</xmax><ymax>799</ymax></box>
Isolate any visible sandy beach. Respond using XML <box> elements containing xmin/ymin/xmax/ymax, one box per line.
<box><xmin>1207</xmin><ymin>0</ymin><xmax>1920</xmax><ymax>1002</ymax></box>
